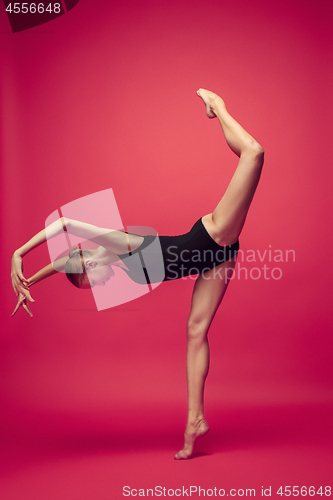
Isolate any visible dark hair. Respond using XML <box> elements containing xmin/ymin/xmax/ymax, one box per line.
<box><xmin>65</xmin><ymin>247</ymin><xmax>93</xmax><ymax>288</ymax></box>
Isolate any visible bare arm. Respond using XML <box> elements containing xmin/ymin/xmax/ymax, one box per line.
<box><xmin>11</xmin><ymin>216</ymin><xmax>111</xmax><ymax>295</ymax></box>
<box><xmin>15</xmin><ymin>217</ymin><xmax>68</xmax><ymax>259</ymax></box>
<box><xmin>11</xmin><ymin>216</ymin><xmax>133</xmax><ymax>316</ymax></box>
<box><xmin>28</xmin><ymin>256</ymin><xmax>68</xmax><ymax>286</ymax></box>
<box><xmin>67</xmin><ymin>219</ymin><xmax>136</xmax><ymax>254</ymax></box>
<box><xmin>11</xmin><ymin>217</ymin><xmax>68</xmax><ymax>298</ymax></box>
<box><xmin>14</xmin><ymin>216</ymin><xmax>130</xmax><ymax>266</ymax></box>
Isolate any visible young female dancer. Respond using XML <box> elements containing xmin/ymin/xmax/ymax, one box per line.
<box><xmin>11</xmin><ymin>89</ymin><xmax>264</xmax><ymax>459</ymax></box>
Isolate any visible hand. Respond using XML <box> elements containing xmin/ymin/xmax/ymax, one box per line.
<box><xmin>11</xmin><ymin>251</ymin><xmax>31</xmax><ymax>296</ymax></box>
<box><xmin>11</xmin><ymin>252</ymin><xmax>35</xmax><ymax>316</ymax></box>
<box><xmin>11</xmin><ymin>293</ymin><xmax>34</xmax><ymax>317</ymax></box>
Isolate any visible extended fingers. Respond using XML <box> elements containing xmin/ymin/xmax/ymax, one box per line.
<box><xmin>11</xmin><ymin>294</ymin><xmax>24</xmax><ymax>316</ymax></box>
<box><xmin>11</xmin><ymin>293</ymin><xmax>34</xmax><ymax>317</ymax></box>
<box><xmin>12</xmin><ymin>281</ymin><xmax>18</xmax><ymax>296</ymax></box>
<box><xmin>22</xmin><ymin>302</ymin><xmax>33</xmax><ymax>317</ymax></box>
<box><xmin>11</xmin><ymin>301</ymin><xmax>20</xmax><ymax>316</ymax></box>
<box><xmin>12</xmin><ymin>278</ymin><xmax>28</xmax><ymax>296</ymax></box>
<box><xmin>16</xmin><ymin>283</ymin><xmax>34</xmax><ymax>302</ymax></box>
<box><xmin>11</xmin><ymin>275</ymin><xmax>20</xmax><ymax>295</ymax></box>
<box><xmin>23</xmin><ymin>288</ymin><xmax>35</xmax><ymax>303</ymax></box>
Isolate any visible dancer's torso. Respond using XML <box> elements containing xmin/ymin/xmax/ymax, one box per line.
<box><xmin>117</xmin><ymin>218</ymin><xmax>239</xmax><ymax>284</ymax></box>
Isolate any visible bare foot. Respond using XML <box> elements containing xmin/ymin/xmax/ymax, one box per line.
<box><xmin>174</xmin><ymin>418</ymin><xmax>209</xmax><ymax>460</ymax></box>
<box><xmin>196</xmin><ymin>88</ymin><xmax>224</xmax><ymax>119</ymax></box>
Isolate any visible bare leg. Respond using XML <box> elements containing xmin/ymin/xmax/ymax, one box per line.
<box><xmin>175</xmin><ymin>90</ymin><xmax>264</xmax><ymax>459</ymax></box>
<box><xmin>174</xmin><ymin>259</ymin><xmax>236</xmax><ymax>460</ymax></box>
<box><xmin>197</xmin><ymin>89</ymin><xmax>264</xmax><ymax>245</ymax></box>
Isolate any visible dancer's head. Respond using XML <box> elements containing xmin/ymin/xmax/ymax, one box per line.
<box><xmin>65</xmin><ymin>247</ymin><xmax>114</xmax><ymax>289</ymax></box>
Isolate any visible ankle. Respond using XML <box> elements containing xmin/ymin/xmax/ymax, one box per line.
<box><xmin>187</xmin><ymin>412</ymin><xmax>205</xmax><ymax>426</ymax></box>
<box><xmin>210</xmin><ymin>96</ymin><xmax>225</xmax><ymax>114</ymax></box>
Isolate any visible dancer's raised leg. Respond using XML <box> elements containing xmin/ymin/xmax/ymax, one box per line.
<box><xmin>197</xmin><ymin>89</ymin><xmax>264</xmax><ymax>245</ymax></box>
<box><xmin>174</xmin><ymin>259</ymin><xmax>236</xmax><ymax>460</ymax></box>
<box><xmin>175</xmin><ymin>90</ymin><xmax>264</xmax><ymax>460</ymax></box>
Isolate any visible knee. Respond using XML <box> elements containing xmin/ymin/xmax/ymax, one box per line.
<box><xmin>252</xmin><ymin>141</ymin><xmax>264</xmax><ymax>157</ymax></box>
<box><xmin>187</xmin><ymin>318</ymin><xmax>209</xmax><ymax>343</ymax></box>
<box><xmin>243</xmin><ymin>140</ymin><xmax>265</xmax><ymax>161</ymax></box>
<box><xmin>250</xmin><ymin>142</ymin><xmax>265</xmax><ymax>167</ymax></box>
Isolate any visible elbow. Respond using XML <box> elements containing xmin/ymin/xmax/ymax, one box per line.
<box><xmin>60</xmin><ymin>217</ymin><xmax>70</xmax><ymax>232</ymax></box>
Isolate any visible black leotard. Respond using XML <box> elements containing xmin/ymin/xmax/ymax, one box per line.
<box><xmin>117</xmin><ymin>217</ymin><xmax>239</xmax><ymax>285</ymax></box>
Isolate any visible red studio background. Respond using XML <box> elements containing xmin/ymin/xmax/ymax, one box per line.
<box><xmin>1</xmin><ymin>0</ymin><xmax>332</xmax><ymax>498</ymax></box>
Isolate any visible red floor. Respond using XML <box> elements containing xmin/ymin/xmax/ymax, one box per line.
<box><xmin>1</xmin><ymin>401</ymin><xmax>332</xmax><ymax>499</ymax></box>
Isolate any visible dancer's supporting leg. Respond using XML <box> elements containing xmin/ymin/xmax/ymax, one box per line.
<box><xmin>175</xmin><ymin>90</ymin><xmax>264</xmax><ymax>460</ymax></box>
<box><xmin>174</xmin><ymin>258</ymin><xmax>236</xmax><ymax>460</ymax></box>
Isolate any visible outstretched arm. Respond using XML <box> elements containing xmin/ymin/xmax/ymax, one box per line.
<box><xmin>14</xmin><ymin>217</ymin><xmax>68</xmax><ymax>259</ymax></box>
<box><xmin>67</xmin><ymin>219</ymin><xmax>139</xmax><ymax>254</ymax></box>
<box><xmin>11</xmin><ymin>216</ymin><xmax>134</xmax><ymax>315</ymax></box>
<box><xmin>10</xmin><ymin>216</ymin><xmax>111</xmax><ymax>297</ymax></box>
<box><xmin>11</xmin><ymin>217</ymin><xmax>67</xmax><ymax>299</ymax></box>
<box><xmin>28</xmin><ymin>256</ymin><xmax>68</xmax><ymax>286</ymax></box>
